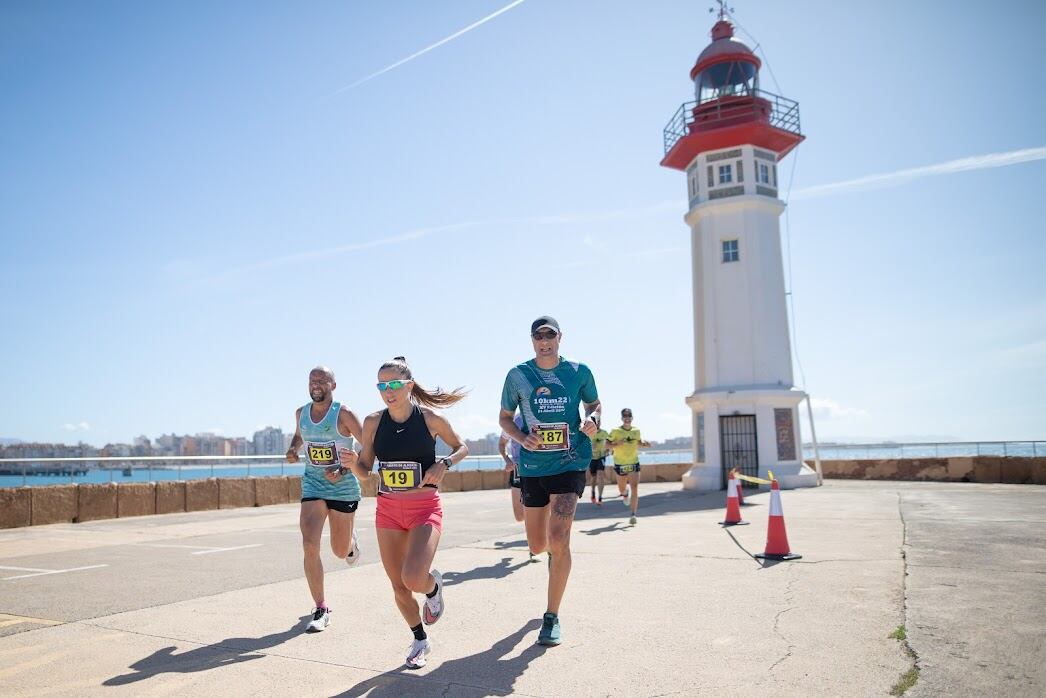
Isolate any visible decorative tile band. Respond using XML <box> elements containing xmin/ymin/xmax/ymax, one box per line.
<box><xmin>707</xmin><ymin>149</ymin><xmax>742</xmax><ymax>162</ymax></box>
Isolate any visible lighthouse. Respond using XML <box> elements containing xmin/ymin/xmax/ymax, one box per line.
<box><xmin>660</xmin><ymin>9</ymin><xmax>818</xmax><ymax>491</ymax></box>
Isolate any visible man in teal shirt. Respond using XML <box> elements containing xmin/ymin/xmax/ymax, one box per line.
<box><xmin>499</xmin><ymin>316</ymin><xmax>601</xmax><ymax>646</ymax></box>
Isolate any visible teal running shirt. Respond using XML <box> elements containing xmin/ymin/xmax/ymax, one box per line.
<box><xmin>299</xmin><ymin>401</ymin><xmax>361</xmax><ymax>502</ymax></box>
<box><xmin>500</xmin><ymin>357</ymin><xmax>598</xmax><ymax>477</ymax></box>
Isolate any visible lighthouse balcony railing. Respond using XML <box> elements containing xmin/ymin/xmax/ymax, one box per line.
<box><xmin>663</xmin><ymin>89</ymin><xmax>802</xmax><ymax>155</ymax></box>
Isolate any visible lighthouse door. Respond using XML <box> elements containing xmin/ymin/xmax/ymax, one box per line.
<box><xmin>719</xmin><ymin>415</ymin><xmax>758</xmax><ymax>489</ymax></box>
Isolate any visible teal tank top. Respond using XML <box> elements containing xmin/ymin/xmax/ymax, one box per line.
<box><xmin>299</xmin><ymin>401</ymin><xmax>361</xmax><ymax>502</ymax></box>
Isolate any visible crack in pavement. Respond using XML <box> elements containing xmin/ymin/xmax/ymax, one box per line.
<box><xmin>767</xmin><ymin>566</ymin><xmax>798</xmax><ymax>674</ymax></box>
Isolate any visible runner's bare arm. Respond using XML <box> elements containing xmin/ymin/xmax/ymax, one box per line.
<box><xmin>286</xmin><ymin>408</ymin><xmax>303</xmax><ymax>462</ymax></box>
<box><xmin>356</xmin><ymin>412</ymin><xmax>381</xmax><ymax>473</ymax></box>
<box><xmin>500</xmin><ymin>408</ymin><xmax>540</xmax><ymax>450</ymax></box>
<box><xmin>580</xmin><ymin>399</ymin><xmax>601</xmax><ymax>437</ymax></box>
<box><xmin>498</xmin><ymin>433</ymin><xmax>514</xmax><ymax>470</ymax></box>
<box><xmin>336</xmin><ymin>406</ymin><xmax>369</xmax><ymax>479</ymax></box>
<box><xmin>422</xmin><ymin>409</ymin><xmax>469</xmax><ymax>486</ymax></box>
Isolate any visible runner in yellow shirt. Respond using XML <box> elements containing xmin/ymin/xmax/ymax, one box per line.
<box><xmin>587</xmin><ymin>417</ymin><xmax>610</xmax><ymax>504</ymax></box>
<box><xmin>608</xmin><ymin>408</ymin><xmax>650</xmax><ymax>525</ymax></box>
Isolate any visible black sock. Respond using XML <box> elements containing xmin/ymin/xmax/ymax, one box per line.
<box><xmin>425</xmin><ymin>578</ymin><xmax>439</xmax><ymax>598</ymax></box>
<box><xmin>411</xmin><ymin>623</ymin><xmax>427</xmax><ymax>641</ymax></box>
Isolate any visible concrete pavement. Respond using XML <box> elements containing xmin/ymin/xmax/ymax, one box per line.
<box><xmin>0</xmin><ymin>480</ymin><xmax>1042</xmax><ymax>696</ymax></box>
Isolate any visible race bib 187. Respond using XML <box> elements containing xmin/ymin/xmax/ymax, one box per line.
<box><xmin>532</xmin><ymin>422</ymin><xmax>569</xmax><ymax>452</ymax></box>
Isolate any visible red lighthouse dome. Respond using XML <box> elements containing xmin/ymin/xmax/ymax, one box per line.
<box><xmin>661</xmin><ymin>17</ymin><xmax>803</xmax><ymax>171</ymax></box>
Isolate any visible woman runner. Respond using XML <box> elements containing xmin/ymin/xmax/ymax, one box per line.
<box><xmin>357</xmin><ymin>357</ymin><xmax>468</xmax><ymax>669</ymax></box>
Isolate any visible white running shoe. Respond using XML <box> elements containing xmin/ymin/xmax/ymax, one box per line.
<box><xmin>345</xmin><ymin>530</ymin><xmax>362</xmax><ymax>568</ymax></box>
<box><xmin>422</xmin><ymin>569</ymin><xmax>444</xmax><ymax>625</ymax></box>
<box><xmin>306</xmin><ymin>607</ymin><xmax>330</xmax><ymax>632</ymax></box>
<box><xmin>405</xmin><ymin>638</ymin><xmax>432</xmax><ymax>668</ymax></box>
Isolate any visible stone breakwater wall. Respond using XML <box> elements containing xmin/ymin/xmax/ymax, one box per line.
<box><xmin>809</xmin><ymin>456</ymin><xmax>1046</xmax><ymax>484</ymax></box>
<box><xmin>0</xmin><ymin>462</ymin><xmax>692</xmax><ymax>529</ymax></box>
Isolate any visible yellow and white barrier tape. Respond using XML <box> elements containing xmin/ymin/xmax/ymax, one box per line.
<box><xmin>732</xmin><ymin>469</ymin><xmax>775</xmax><ymax>485</ymax></box>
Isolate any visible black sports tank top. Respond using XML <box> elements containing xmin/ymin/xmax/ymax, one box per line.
<box><xmin>374</xmin><ymin>404</ymin><xmax>437</xmax><ymax>489</ymax></box>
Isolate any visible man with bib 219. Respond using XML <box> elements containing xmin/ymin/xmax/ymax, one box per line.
<box><xmin>286</xmin><ymin>366</ymin><xmax>369</xmax><ymax>633</ymax></box>
<box><xmin>499</xmin><ymin>316</ymin><xmax>600</xmax><ymax>647</ymax></box>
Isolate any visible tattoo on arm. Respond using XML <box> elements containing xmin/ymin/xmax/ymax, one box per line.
<box><xmin>551</xmin><ymin>493</ymin><xmax>577</xmax><ymax>520</ymax></box>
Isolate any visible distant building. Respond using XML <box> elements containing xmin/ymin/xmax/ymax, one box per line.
<box><xmin>226</xmin><ymin>437</ymin><xmax>249</xmax><ymax>456</ymax></box>
<box><xmin>253</xmin><ymin>427</ymin><xmax>285</xmax><ymax>456</ymax></box>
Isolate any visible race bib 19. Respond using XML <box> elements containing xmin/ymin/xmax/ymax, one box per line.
<box><xmin>532</xmin><ymin>422</ymin><xmax>569</xmax><ymax>452</ymax></box>
<box><xmin>378</xmin><ymin>461</ymin><xmax>423</xmax><ymax>493</ymax></box>
<box><xmin>306</xmin><ymin>441</ymin><xmax>339</xmax><ymax>467</ymax></box>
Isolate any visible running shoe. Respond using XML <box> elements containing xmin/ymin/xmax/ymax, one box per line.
<box><xmin>590</xmin><ymin>494</ymin><xmax>596</xmax><ymax>504</ymax></box>
<box><xmin>597</xmin><ymin>497</ymin><xmax>603</xmax><ymax>506</ymax></box>
<box><xmin>528</xmin><ymin>551</ymin><xmax>538</xmax><ymax>563</ymax></box>
<box><xmin>537</xmin><ymin>612</ymin><xmax>561</xmax><ymax>646</ymax></box>
<box><xmin>629</xmin><ymin>514</ymin><xmax>637</xmax><ymax>526</ymax></box>
<box><xmin>306</xmin><ymin>606</ymin><xmax>330</xmax><ymax>632</ymax></box>
<box><xmin>422</xmin><ymin>569</ymin><xmax>444</xmax><ymax>625</ymax></box>
<box><xmin>345</xmin><ymin>530</ymin><xmax>362</xmax><ymax>568</ymax></box>
<box><xmin>405</xmin><ymin>638</ymin><xmax>432</xmax><ymax>668</ymax></box>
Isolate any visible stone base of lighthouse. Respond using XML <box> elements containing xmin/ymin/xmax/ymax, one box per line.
<box><xmin>681</xmin><ymin>387</ymin><xmax>819</xmax><ymax>491</ymax></box>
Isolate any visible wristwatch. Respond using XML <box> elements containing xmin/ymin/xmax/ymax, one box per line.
<box><xmin>438</xmin><ymin>457</ymin><xmax>452</xmax><ymax>469</ymax></box>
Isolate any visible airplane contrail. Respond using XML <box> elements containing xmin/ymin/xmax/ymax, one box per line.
<box><xmin>324</xmin><ymin>0</ymin><xmax>526</xmax><ymax>98</ymax></box>
<box><xmin>188</xmin><ymin>145</ymin><xmax>1045</xmax><ymax>288</ymax></box>
<box><xmin>791</xmin><ymin>146</ymin><xmax>1046</xmax><ymax>200</ymax></box>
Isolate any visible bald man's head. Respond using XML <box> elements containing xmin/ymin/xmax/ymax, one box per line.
<box><xmin>308</xmin><ymin>366</ymin><xmax>336</xmax><ymax>403</ymax></box>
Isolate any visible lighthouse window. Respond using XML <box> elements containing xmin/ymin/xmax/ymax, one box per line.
<box><xmin>718</xmin><ymin>164</ymin><xmax>733</xmax><ymax>184</ymax></box>
<box><xmin>722</xmin><ymin>239</ymin><xmax>739</xmax><ymax>263</ymax></box>
<box><xmin>707</xmin><ymin>165</ymin><xmax>714</xmax><ymax>188</ymax></box>
<box><xmin>758</xmin><ymin>163</ymin><xmax>771</xmax><ymax>184</ymax></box>
<box><xmin>736</xmin><ymin>160</ymin><xmax>744</xmax><ymax>183</ymax></box>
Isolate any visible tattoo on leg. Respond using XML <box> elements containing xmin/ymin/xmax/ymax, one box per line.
<box><xmin>551</xmin><ymin>493</ymin><xmax>577</xmax><ymax>520</ymax></box>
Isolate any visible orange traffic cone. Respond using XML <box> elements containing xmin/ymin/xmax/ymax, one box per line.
<box><xmin>719</xmin><ymin>472</ymin><xmax>748</xmax><ymax>526</ymax></box>
<box><xmin>755</xmin><ymin>479</ymin><xmax>801</xmax><ymax>560</ymax></box>
<box><xmin>734</xmin><ymin>470</ymin><xmax>745</xmax><ymax>506</ymax></box>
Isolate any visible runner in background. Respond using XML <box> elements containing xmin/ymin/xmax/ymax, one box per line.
<box><xmin>608</xmin><ymin>408</ymin><xmax>650</xmax><ymax>525</ymax></box>
<box><xmin>587</xmin><ymin>415</ymin><xmax>610</xmax><ymax>504</ymax></box>
<box><xmin>499</xmin><ymin>412</ymin><xmax>540</xmax><ymax>562</ymax></box>
<box><xmin>498</xmin><ymin>413</ymin><xmax>526</xmax><ymax>524</ymax></box>
<box><xmin>285</xmin><ymin>366</ymin><xmax>368</xmax><ymax>633</ymax></box>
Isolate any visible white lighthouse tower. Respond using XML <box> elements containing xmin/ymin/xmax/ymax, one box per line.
<box><xmin>660</xmin><ymin>9</ymin><xmax>817</xmax><ymax>491</ymax></box>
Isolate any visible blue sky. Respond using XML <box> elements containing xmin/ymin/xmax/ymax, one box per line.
<box><xmin>2</xmin><ymin>0</ymin><xmax>1044</xmax><ymax>447</ymax></box>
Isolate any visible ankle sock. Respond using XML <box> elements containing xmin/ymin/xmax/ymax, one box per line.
<box><xmin>411</xmin><ymin>623</ymin><xmax>427</xmax><ymax>641</ymax></box>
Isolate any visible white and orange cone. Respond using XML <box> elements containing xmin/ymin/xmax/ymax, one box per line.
<box><xmin>719</xmin><ymin>471</ymin><xmax>748</xmax><ymax>526</ymax></box>
<box><xmin>755</xmin><ymin>479</ymin><xmax>801</xmax><ymax>561</ymax></box>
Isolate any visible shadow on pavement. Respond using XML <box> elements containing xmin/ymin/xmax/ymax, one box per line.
<box><xmin>571</xmin><ymin>488</ymin><xmax>732</xmax><ymax>524</ymax></box>
<box><xmin>334</xmin><ymin>619</ymin><xmax>546</xmax><ymax>697</ymax></box>
<box><xmin>103</xmin><ymin>615</ymin><xmax>311</xmax><ymax>686</ymax></box>
<box><xmin>578</xmin><ymin>520</ymin><xmax>630</xmax><ymax>536</ymax></box>
<box><xmin>492</xmin><ymin>539</ymin><xmax>529</xmax><ymax>550</ymax></box>
<box><xmin>442</xmin><ymin>556</ymin><xmax>531</xmax><ymax>587</ymax></box>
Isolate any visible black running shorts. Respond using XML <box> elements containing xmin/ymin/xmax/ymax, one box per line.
<box><xmin>588</xmin><ymin>457</ymin><xmax>606</xmax><ymax>474</ymax></box>
<box><xmin>519</xmin><ymin>470</ymin><xmax>586</xmax><ymax>508</ymax></box>
<box><xmin>301</xmin><ymin>497</ymin><xmax>360</xmax><ymax>514</ymax></box>
<box><xmin>614</xmin><ymin>463</ymin><xmax>641</xmax><ymax>477</ymax></box>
